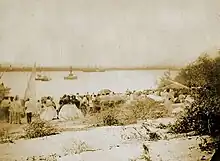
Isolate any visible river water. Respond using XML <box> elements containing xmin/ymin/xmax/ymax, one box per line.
<box><xmin>1</xmin><ymin>70</ymin><xmax>178</xmax><ymax>99</ymax></box>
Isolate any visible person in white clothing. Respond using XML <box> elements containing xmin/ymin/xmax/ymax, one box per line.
<box><xmin>178</xmin><ymin>93</ymin><xmax>185</xmax><ymax>103</ymax></box>
<box><xmin>40</xmin><ymin>99</ymin><xmax>57</xmax><ymax>121</ymax></box>
<box><xmin>185</xmin><ymin>95</ymin><xmax>194</xmax><ymax>107</ymax></box>
<box><xmin>36</xmin><ymin>100</ymin><xmax>42</xmax><ymax>115</ymax></box>
<box><xmin>25</xmin><ymin>98</ymin><xmax>36</xmax><ymax>124</ymax></box>
<box><xmin>164</xmin><ymin>89</ymin><xmax>174</xmax><ymax>115</ymax></box>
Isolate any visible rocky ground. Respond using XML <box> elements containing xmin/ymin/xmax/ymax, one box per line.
<box><xmin>0</xmin><ymin>117</ymin><xmax>214</xmax><ymax>161</ymax></box>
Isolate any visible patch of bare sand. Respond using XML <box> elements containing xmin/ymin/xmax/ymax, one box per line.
<box><xmin>0</xmin><ymin>125</ymin><xmax>139</xmax><ymax>160</ymax></box>
<box><xmin>0</xmin><ymin>117</ymin><xmax>213</xmax><ymax>161</ymax></box>
<box><xmin>147</xmin><ymin>137</ymin><xmax>212</xmax><ymax>161</ymax></box>
<box><xmin>59</xmin><ymin>143</ymin><xmax>142</xmax><ymax>161</ymax></box>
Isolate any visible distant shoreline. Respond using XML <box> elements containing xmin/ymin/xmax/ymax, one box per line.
<box><xmin>0</xmin><ymin>66</ymin><xmax>182</xmax><ymax>72</ymax></box>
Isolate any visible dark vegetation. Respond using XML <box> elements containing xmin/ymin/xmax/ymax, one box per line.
<box><xmin>170</xmin><ymin>51</ymin><xmax>220</xmax><ymax>158</ymax></box>
<box><xmin>24</xmin><ymin>119</ymin><xmax>59</xmax><ymax>139</ymax></box>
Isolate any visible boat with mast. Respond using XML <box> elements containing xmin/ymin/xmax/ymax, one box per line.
<box><xmin>64</xmin><ymin>66</ymin><xmax>77</xmax><ymax>80</ymax></box>
<box><xmin>35</xmin><ymin>64</ymin><xmax>52</xmax><ymax>81</ymax></box>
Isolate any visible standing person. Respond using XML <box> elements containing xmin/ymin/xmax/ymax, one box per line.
<box><xmin>13</xmin><ymin>95</ymin><xmax>22</xmax><ymax>124</ymax></box>
<box><xmin>36</xmin><ymin>100</ymin><xmax>42</xmax><ymax>116</ymax></box>
<box><xmin>88</xmin><ymin>98</ymin><xmax>94</xmax><ymax>113</ymax></box>
<box><xmin>164</xmin><ymin>89</ymin><xmax>174</xmax><ymax>115</ymax></box>
<box><xmin>40</xmin><ymin>98</ymin><xmax>57</xmax><ymax>121</ymax></box>
<box><xmin>185</xmin><ymin>95</ymin><xmax>194</xmax><ymax>108</ymax></box>
<box><xmin>178</xmin><ymin>92</ymin><xmax>185</xmax><ymax>103</ymax></box>
<box><xmin>0</xmin><ymin>97</ymin><xmax>11</xmax><ymax>122</ymax></box>
<box><xmin>25</xmin><ymin>98</ymin><xmax>35</xmax><ymax>124</ymax></box>
<box><xmin>81</xmin><ymin>95</ymin><xmax>88</xmax><ymax>116</ymax></box>
<box><xmin>82</xmin><ymin>95</ymin><xmax>88</xmax><ymax>106</ymax></box>
<box><xmin>9</xmin><ymin>97</ymin><xmax>14</xmax><ymax>124</ymax></box>
<box><xmin>76</xmin><ymin>94</ymin><xmax>82</xmax><ymax>106</ymax></box>
<box><xmin>72</xmin><ymin>95</ymin><xmax>80</xmax><ymax>108</ymax></box>
<box><xmin>51</xmin><ymin>98</ymin><xmax>57</xmax><ymax>110</ymax></box>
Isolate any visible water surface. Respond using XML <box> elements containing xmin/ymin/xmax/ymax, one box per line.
<box><xmin>1</xmin><ymin>70</ymin><xmax>178</xmax><ymax>99</ymax></box>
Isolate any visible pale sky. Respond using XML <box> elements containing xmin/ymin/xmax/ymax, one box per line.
<box><xmin>0</xmin><ymin>0</ymin><xmax>220</xmax><ymax>67</ymax></box>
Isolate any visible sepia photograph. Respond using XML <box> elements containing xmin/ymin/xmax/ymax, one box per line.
<box><xmin>0</xmin><ymin>0</ymin><xmax>220</xmax><ymax>160</ymax></box>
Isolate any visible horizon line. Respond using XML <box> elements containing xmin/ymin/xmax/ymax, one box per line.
<box><xmin>0</xmin><ymin>65</ymin><xmax>182</xmax><ymax>72</ymax></box>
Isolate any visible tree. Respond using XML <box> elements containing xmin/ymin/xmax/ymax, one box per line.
<box><xmin>172</xmin><ymin>52</ymin><xmax>220</xmax><ymax>136</ymax></box>
<box><xmin>174</xmin><ymin>54</ymin><xmax>215</xmax><ymax>87</ymax></box>
<box><xmin>157</xmin><ymin>70</ymin><xmax>172</xmax><ymax>89</ymax></box>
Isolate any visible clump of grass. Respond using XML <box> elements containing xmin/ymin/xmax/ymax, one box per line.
<box><xmin>149</xmin><ymin>132</ymin><xmax>161</xmax><ymax>141</ymax></box>
<box><xmin>91</xmin><ymin>97</ymin><xmax>168</xmax><ymax>127</ymax></box>
<box><xmin>0</xmin><ymin>128</ymin><xmax>13</xmax><ymax>143</ymax></box>
<box><xmin>24</xmin><ymin>119</ymin><xmax>59</xmax><ymax>139</ymax></box>
<box><xmin>25</xmin><ymin>153</ymin><xmax>61</xmax><ymax>161</ymax></box>
<box><xmin>63</xmin><ymin>140</ymin><xmax>97</xmax><ymax>156</ymax></box>
<box><xmin>156</xmin><ymin>123</ymin><xmax>168</xmax><ymax>129</ymax></box>
<box><xmin>128</xmin><ymin>98</ymin><xmax>168</xmax><ymax>120</ymax></box>
<box><xmin>103</xmin><ymin>114</ymin><xmax>119</xmax><ymax>126</ymax></box>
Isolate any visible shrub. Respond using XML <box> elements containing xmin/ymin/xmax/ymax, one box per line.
<box><xmin>174</xmin><ymin>54</ymin><xmax>216</xmax><ymax>87</ymax></box>
<box><xmin>25</xmin><ymin>153</ymin><xmax>61</xmax><ymax>161</ymax></box>
<box><xmin>91</xmin><ymin>97</ymin><xmax>168</xmax><ymax>126</ymax></box>
<box><xmin>0</xmin><ymin>128</ymin><xmax>11</xmax><ymax>143</ymax></box>
<box><xmin>24</xmin><ymin>119</ymin><xmax>59</xmax><ymax>139</ymax></box>
<box><xmin>129</xmin><ymin>98</ymin><xmax>168</xmax><ymax>120</ymax></box>
<box><xmin>63</xmin><ymin>140</ymin><xmax>93</xmax><ymax>155</ymax></box>
<box><xmin>171</xmin><ymin>52</ymin><xmax>220</xmax><ymax>137</ymax></box>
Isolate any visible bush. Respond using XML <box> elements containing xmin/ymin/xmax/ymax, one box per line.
<box><xmin>103</xmin><ymin>114</ymin><xmax>119</xmax><ymax>126</ymax></box>
<box><xmin>0</xmin><ymin>128</ymin><xmax>11</xmax><ymax>143</ymax></box>
<box><xmin>174</xmin><ymin>54</ymin><xmax>216</xmax><ymax>87</ymax></box>
<box><xmin>129</xmin><ymin>98</ymin><xmax>168</xmax><ymax>120</ymax></box>
<box><xmin>63</xmin><ymin>140</ymin><xmax>92</xmax><ymax>155</ymax></box>
<box><xmin>91</xmin><ymin>97</ymin><xmax>168</xmax><ymax>126</ymax></box>
<box><xmin>171</xmin><ymin>52</ymin><xmax>220</xmax><ymax>137</ymax></box>
<box><xmin>24</xmin><ymin>119</ymin><xmax>59</xmax><ymax>139</ymax></box>
<box><xmin>25</xmin><ymin>153</ymin><xmax>61</xmax><ymax>161</ymax></box>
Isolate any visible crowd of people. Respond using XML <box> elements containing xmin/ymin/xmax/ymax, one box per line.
<box><xmin>0</xmin><ymin>88</ymin><xmax>194</xmax><ymax>124</ymax></box>
<box><xmin>0</xmin><ymin>95</ymin><xmax>23</xmax><ymax>124</ymax></box>
<box><xmin>0</xmin><ymin>92</ymin><xmax>108</xmax><ymax>124</ymax></box>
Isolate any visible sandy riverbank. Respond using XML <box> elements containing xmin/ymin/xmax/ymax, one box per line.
<box><xmin>0</xmin><ymin>117</ymin><xmax>213</xmax><ymax>161</ymax></box>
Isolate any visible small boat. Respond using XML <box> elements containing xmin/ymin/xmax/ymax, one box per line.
<box><xmin>64</xmin><ymin>73</ymin><xmax>77</xmax><ymax>80</ymax></box>
<box><xmin>64</xmin><ymin>66</ymin><xmax>77</xmax><ymax>80</ymax></box>
<box><xmin>35</xmin><ymin>74</ymin><xmax>43</xmax><ymax>81</ymax></box>
<box><xmin>35</xmin><ymin>75</ymin><xmax>51</xmax><ymax>81</ymax></box>
<box><xmin>35</xmin><ymin>67</ymin><xmax>52</xmax><ymax>81</ymax></box>
<box><xmin>40</xmin><ymin>75</ymin><xmax>52</xmax><ymax>81</ymax></box>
